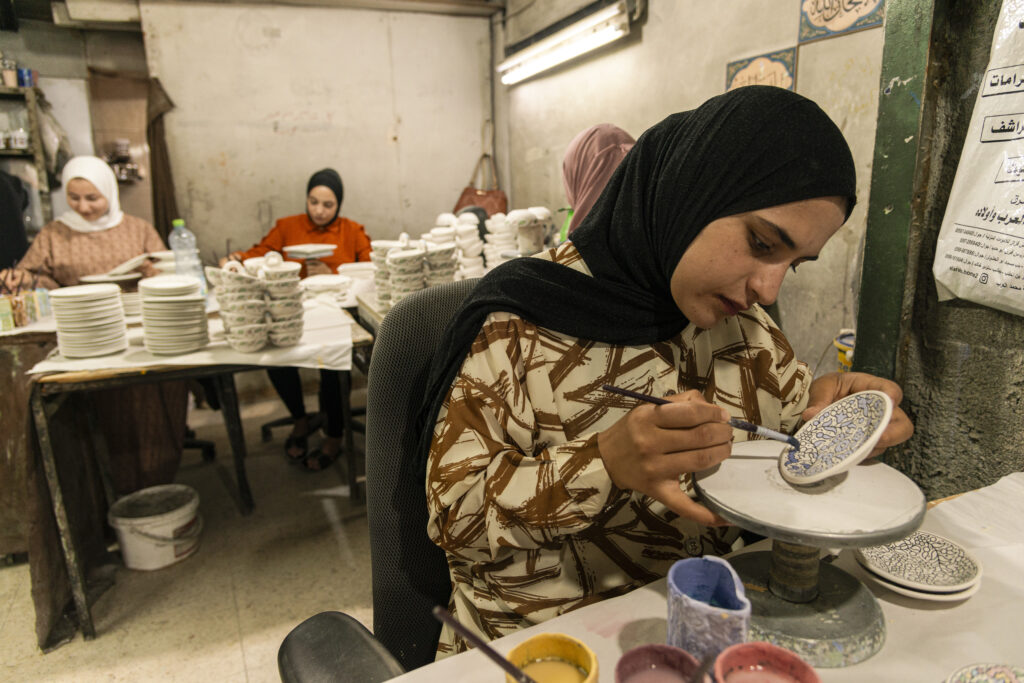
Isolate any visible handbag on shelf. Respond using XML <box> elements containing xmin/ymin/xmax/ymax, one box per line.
<box><xmin>453</xmin><ymin>153</ymin><xmax>508</xmax><ymax>217</ymax></box>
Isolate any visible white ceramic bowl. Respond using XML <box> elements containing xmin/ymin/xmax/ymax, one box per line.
<box><xmin>229</xmin><ymin>322</ymin><xmax>268</xmax><ymax>340</ymax></box>
<box><xmin>267</xmin><ymin>299</ymin><xmax>304</xmax><ymax>320</ymax></box>
<box><xmin>204</xmin><ymin>266</ymin><xmax>223</xmax><ymax>287</ymax></box>
<box><xmin>221</xmin><ymin>310</ymin><xmax>266</xmax><ymax>329</ymax></box>
<box><xmin>270</xmin><ymin>330</ymin><xmax>303</xmax><ymax>347</ymax></box>
<box><xmin>220</xmin><ymin>298</ymin><xmax>266</xmax><ymax>315</ymax></box>
<box><xmin>269</xmin><ymin>317</ymin><xmax>303</xmax><ymax>334</ymax></box>
<box><xmin>242</xmin><ymin>257</ymin><xmax>266</xmax><ymax>276</ymax></box>
<box><xmin>226</xmin><ymin>335</ymin><xmax>266</xmax><ymax>353</ymax></box>
<box><xmin>262</xmin><ymin>261</ymin><xmax>302</xmax><ymax>281</ymax></box>
<box><xmin>265</xmin><ymin>279</ymin><xmax>302</xmax><ymax>299</ymax></box>
<box><xmin>220</xmin><ymin>268</ymin><xmax>260</xmax><ymax>287</ymax></box>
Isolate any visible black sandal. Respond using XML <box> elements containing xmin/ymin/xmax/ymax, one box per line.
<box><xmin>284</xmin><ymin>434</ymin><xmax>308</xmax><ymax>462</ymax></box>
<box><xmin>302</xmin><ymin>446</ymin><xmax>340</xmax><ymax>472</ymax></box>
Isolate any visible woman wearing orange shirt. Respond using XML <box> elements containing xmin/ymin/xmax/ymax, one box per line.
<box><xmin>228</xmin><ymin>169</ymin><xmax>371</xmax><ymax>470</ymax></box>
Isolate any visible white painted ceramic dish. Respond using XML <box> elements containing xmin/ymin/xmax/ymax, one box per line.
<box><xmin>855</xmin><ymin>530</ymin><xmax>981</xmax><ymax>592</ymax></box>
<box><xmin>105</xmin><ymin>253</ymin><xmax>150</xmax><ymax>275</ymax></box>
<box><xmin>861</xmin><ymin>566</ymin><xmax>981</xmax><ymax>602</ymax></box>
<box><xmin>944</xmin><ymin>663</ymin><xmax>1024</xmax><ymax>683</ymax></box>
<box><xmin>283</xmin><ymin>243</ymin><xmax>337</xmax><ymax>260</ymax></box>
<box><xmin>779</xmin><ymin>390</ymin><xmax>893</xmax><ymax>485</ymax></box>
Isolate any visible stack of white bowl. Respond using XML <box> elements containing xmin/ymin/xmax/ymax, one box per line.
<box><xmin>452</xmin><ymin>213</ymin><xmax>485</xmax><ymax>279</ymax></box>
<box><xmin>424</xmin><ymin>241</ymin><xmax>458</xmax><ymax>287</ymax></box>
<box><xmin>207</xmin><ymin>263</ymin><xmax>267</xmax><ymax>352</ymax></box>
<box><xmin>139</xmin><ymin>275</ymin><xmax>208</xmax><ymax>355</ymax></box>
<box><xmin>482</xmin><ymin>213</ymin><xmax>518</xmax><ymax>270</ymax></box>
<box><xmin>369</xmin><ymin>238</ymin><xmax>408</xmax><ymax>306</ymax></box>
<box><xmin>50</xmin><ymin>283</ymin><xmax>129</xmax><ymax>358</ymax></box>
<box><xmin>386</xmin><ymin>247</ymin><xmax>426</xmax><ymax>304</ymax></box>
<box><xmin>263</xmin><ymin>257</ymin><xmax>304</xmax><ymax>348</ymax></box>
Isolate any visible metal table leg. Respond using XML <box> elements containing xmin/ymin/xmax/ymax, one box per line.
<box><xmin>213</xmin><ymin>372</ymin><xmax>254</xmax><ymax>515</ymax></box>
<box><xmin>30</xmin><ymin>385</ymin><xmax>96</xmax><ymax>640</ymax></box>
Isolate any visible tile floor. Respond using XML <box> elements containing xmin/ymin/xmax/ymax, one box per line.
<box><xmin>1</xmin><ymin>384</ymin><xmax>372</xmax><ymax>682</ymax></box>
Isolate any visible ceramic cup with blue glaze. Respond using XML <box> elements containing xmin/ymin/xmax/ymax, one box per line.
<box><xmin>666</xmin><ymin>556</ymin><xmax>751</xmax><ymax>661</ymax></box>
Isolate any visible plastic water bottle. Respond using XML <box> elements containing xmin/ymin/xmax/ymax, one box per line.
<box><xmin>169</xmin><ymin>218</ymin><xmax>207</xmax><ymax>296</ymax></box>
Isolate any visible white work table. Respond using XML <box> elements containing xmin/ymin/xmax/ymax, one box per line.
<box><xmin>393</xmin><ymin>473</ymin><xmax>1024</xmax><ymax>682</ymax></box>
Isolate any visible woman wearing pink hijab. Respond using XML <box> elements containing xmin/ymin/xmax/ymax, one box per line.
<box><xmin>560</xmin><ymin>123</ymin><xmax>636</xmax><ymax>238</ymax></box>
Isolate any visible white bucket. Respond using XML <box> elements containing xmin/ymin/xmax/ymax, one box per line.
<box><xmin>108</xmin><ymin>484</ymin><xmax>203</xmax><ymax>571</ymax></box>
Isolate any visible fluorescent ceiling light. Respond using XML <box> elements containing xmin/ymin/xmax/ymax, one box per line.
<box><xmin>497</xmin><ymin>1</ymin><xmax>630</xmax><ymax>86</ymax></box>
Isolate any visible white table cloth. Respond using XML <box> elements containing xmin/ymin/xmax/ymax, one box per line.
<box><xmin>394</xmin><ymin>473</ymin><xmax>1024</xmax><ymax>682</ymax></box>
<box><xmin>27</xmin><ymin>301</ymin><xmax>353</xmax><ymax>374</ymax></box>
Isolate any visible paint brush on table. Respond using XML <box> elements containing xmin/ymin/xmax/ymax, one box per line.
<box><xmin>601</xmin><ymin>384</ymin><xmax>800</xmax><ymax>451</ymax></box>
<box><xmin>432</xmin><ymin>606</ymin><xmax>538</xmax><ymax>683</ymax></box>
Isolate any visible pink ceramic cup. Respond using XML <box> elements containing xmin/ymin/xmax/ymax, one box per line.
<box><xmin>714</xmin><ymin>642</ymin><xmax>821</xmax><ymax>683</ymax></box>
<box><xmin>615</xmin><ymin>644</ymin><xmax>711</xmax><ymax>683</ymax></box>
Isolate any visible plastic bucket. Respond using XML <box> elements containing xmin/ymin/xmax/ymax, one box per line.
<box><xmin>108</xmin><ymin>484</ymin><xmax>203</xmax><ymax>571</ymax></box>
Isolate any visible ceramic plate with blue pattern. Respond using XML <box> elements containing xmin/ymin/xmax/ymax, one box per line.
<box><xmin>856</xmin><ymin>529</ymin><xmax>981</xmax><ymax>592</ymax></box>
<box><xmin>944</xmin><ymin>663</ymin><xmax>1024</xmax><ymax>683</ymax></box>
<box><xmin>779</xmin><ymin>390</ymin><xmax>893</xmax><ymax>485</ymax></box>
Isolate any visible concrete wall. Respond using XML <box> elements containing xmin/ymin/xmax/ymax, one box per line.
<box><xmin>492</xmin><ymin>0</ymin><xmax>885</xmax><ymax>371</ymax></box>
<box><xmin>138</xmin><ymin>1</ymin><xmax>492</xmax><ymax>260</ymax></box>
<box><xmin>884</xmin><ymin>0</ymin><xmax>1024</xmax><ymax>498</ymax></box>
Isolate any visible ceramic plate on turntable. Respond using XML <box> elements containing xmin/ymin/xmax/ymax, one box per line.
<box><xmin>779</xmin><ymin>390</ymin><xmax>893</xmax><ymax>485</ymax></box>
<box><xmin>944</xmin><ymin>663</ymin><xmax>1024</xmax><ymax>683</ymax></box>
<box><xmin>855</xmin><ymin>530</ymin><xmax>981</xmax><ymax>592</ymax></box>
<box><xmin>861</xmin><ymin>566</ymin><xmax>981</xmax><ymax>602</ymax></box>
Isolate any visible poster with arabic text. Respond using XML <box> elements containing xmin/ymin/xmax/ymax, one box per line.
<box><xmin>799</xmin><ymin>0</ymin><xmax>885</xmax><ymax>44</ymax></box>
<box><xmin>934</xmin><ymin>0</ymin><xmax>1024</xmax><ymax>317</ymax></box>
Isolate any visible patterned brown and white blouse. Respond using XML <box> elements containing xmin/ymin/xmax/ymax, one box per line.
<box><xmin>425</xmin><ymin>241</ymin><xmax>811</xmax><ymax>657</ymax></box>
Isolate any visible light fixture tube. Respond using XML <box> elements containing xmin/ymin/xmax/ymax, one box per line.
<box><xmin>498</xmin><ymin>1</ymin><xmax>630</xmax><ymax>86</ymax></box>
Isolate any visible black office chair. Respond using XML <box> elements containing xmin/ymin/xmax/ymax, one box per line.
<box><xmin>278</xmin><ymin>278</ymin><xmax>479</xmax><ymax>682</ymax></box>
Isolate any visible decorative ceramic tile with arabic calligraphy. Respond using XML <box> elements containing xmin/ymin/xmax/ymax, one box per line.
<box><xmin>799</xmin><ymin>0</ymin><xmax>885</xmax><ymax>44</ymax></box>
<box><xmin>856</xmin><ymin>530</ymin><xmax>981</xmax><ymax>592</ymax></box>
<box><xmin>779</xmin><ymin>390</ymin><xmax>892</xmax><ymax>484</ymax></box>
<box><xmin>944</xmin><ymin>663</ymin><xmax>1024</xmax><ymax>683</ymax></box>
<box><xmin>726</xmin><ymin>48</ymin><xmax>796</xmax><ymax>92</ymax></box>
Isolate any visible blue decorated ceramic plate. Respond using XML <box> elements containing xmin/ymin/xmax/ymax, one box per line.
<box><xmin>944</xmin><ymin>663</ymin><xmax>1024</xmax><ymax>683</ymax></box>
<box><xmin>856</xmin><ymin>530</ymin><xmax>981</xmax><ymax>592</ymax></box>
<box><xmin>779</xmin><ymin>390</ymin><xmax>893</xmax><ymax>485</ymax></box>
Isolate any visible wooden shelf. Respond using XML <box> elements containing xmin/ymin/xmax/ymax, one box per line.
<box><xmin>0</xmin><ymin>86</ymin><xmax>52</xmax><ymax>222</ymax></box>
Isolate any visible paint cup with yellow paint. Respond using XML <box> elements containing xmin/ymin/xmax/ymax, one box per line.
<box><xmin>505</xmin><ymin>632</ymin><xmax>598</xmax><ymax>683</ymax></box>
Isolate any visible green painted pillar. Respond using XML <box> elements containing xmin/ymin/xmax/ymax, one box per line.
<box><xmin>854</xmin><ymin>0</ymin><xmax>937</xmax><ymax>378</ymax></box>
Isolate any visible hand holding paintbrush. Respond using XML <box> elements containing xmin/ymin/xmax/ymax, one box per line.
<box><xmin>594</xmin><ymin>385</ymin><xmax>737</xmax><ymax>527</ymax></box>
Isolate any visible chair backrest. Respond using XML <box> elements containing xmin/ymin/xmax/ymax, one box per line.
<box><xmin>364</xmin><ymin>278</ymin><xmax>478</xmax><ymax>672</ymax></box>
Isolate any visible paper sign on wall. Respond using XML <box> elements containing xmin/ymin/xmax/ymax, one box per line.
<box><xmin>933</xmin><ymin>0</ymin><xmax>1024</xmax><ymax>317</ymax></box>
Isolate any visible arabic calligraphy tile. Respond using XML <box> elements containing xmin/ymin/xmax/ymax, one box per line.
<box><xmin>856</xmin><ymin>530</ymin><xmax>981</xmax><ymax>593</ymax></box>
<box><xmin>779</xmin><ymin>390</ymin><xmax>892</xmax><ymax>485</ymax></box>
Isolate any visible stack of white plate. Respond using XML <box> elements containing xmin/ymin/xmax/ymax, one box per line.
<box><xmin>855</xmin><ymin>530</ymin><xmax>982</xmax><ymax>602</ymax></box>
<box><xmin>121</xmin><ymin>291</ymin><xmax>142</xmax><ymax>316</ymax></box>
<box><xmin>50</xmin><ymin>284</ymin><xmax>128</xmax><ymax>358</ymax></box>
<box><xmin>139</xmin><ymin>275</ymin><xmax>209</xmax><ymax>355</ymax></box>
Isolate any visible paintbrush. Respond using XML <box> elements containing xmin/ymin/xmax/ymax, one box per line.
<box><xmin>601</xmin><ymin>384</ymin><xmax>800</xmax><ymax>451</ymax></box>
<box><xmin>432</xmin><ymin>606</ymin><xmax>538</xmax><ymax>683</ymax></box>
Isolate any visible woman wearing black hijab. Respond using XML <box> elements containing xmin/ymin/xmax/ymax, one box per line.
<box><xmin>226</xmin><ymin>168</ymin><xmax>371</xmax><ymax>470</ymax></box>
<box><xmin>421</xmin><ymin>87</ymin><xmax>914</xmax><ymax>655</ymax></box>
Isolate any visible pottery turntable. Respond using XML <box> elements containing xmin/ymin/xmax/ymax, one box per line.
<box><xmin>694</xmin><ymin>391</ymin><xmax>926</xmax><ymax>668</ymax></box>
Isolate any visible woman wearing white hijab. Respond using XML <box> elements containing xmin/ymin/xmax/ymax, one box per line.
<box><xmin>2</xmin><ymin>156</ymin><xmax>187</xmax><ymax>497</ymax></box>
<box><xmin>0</xmin><ymin>155</ymin><xmax>165</xmax><ymax>291</ymax></box>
